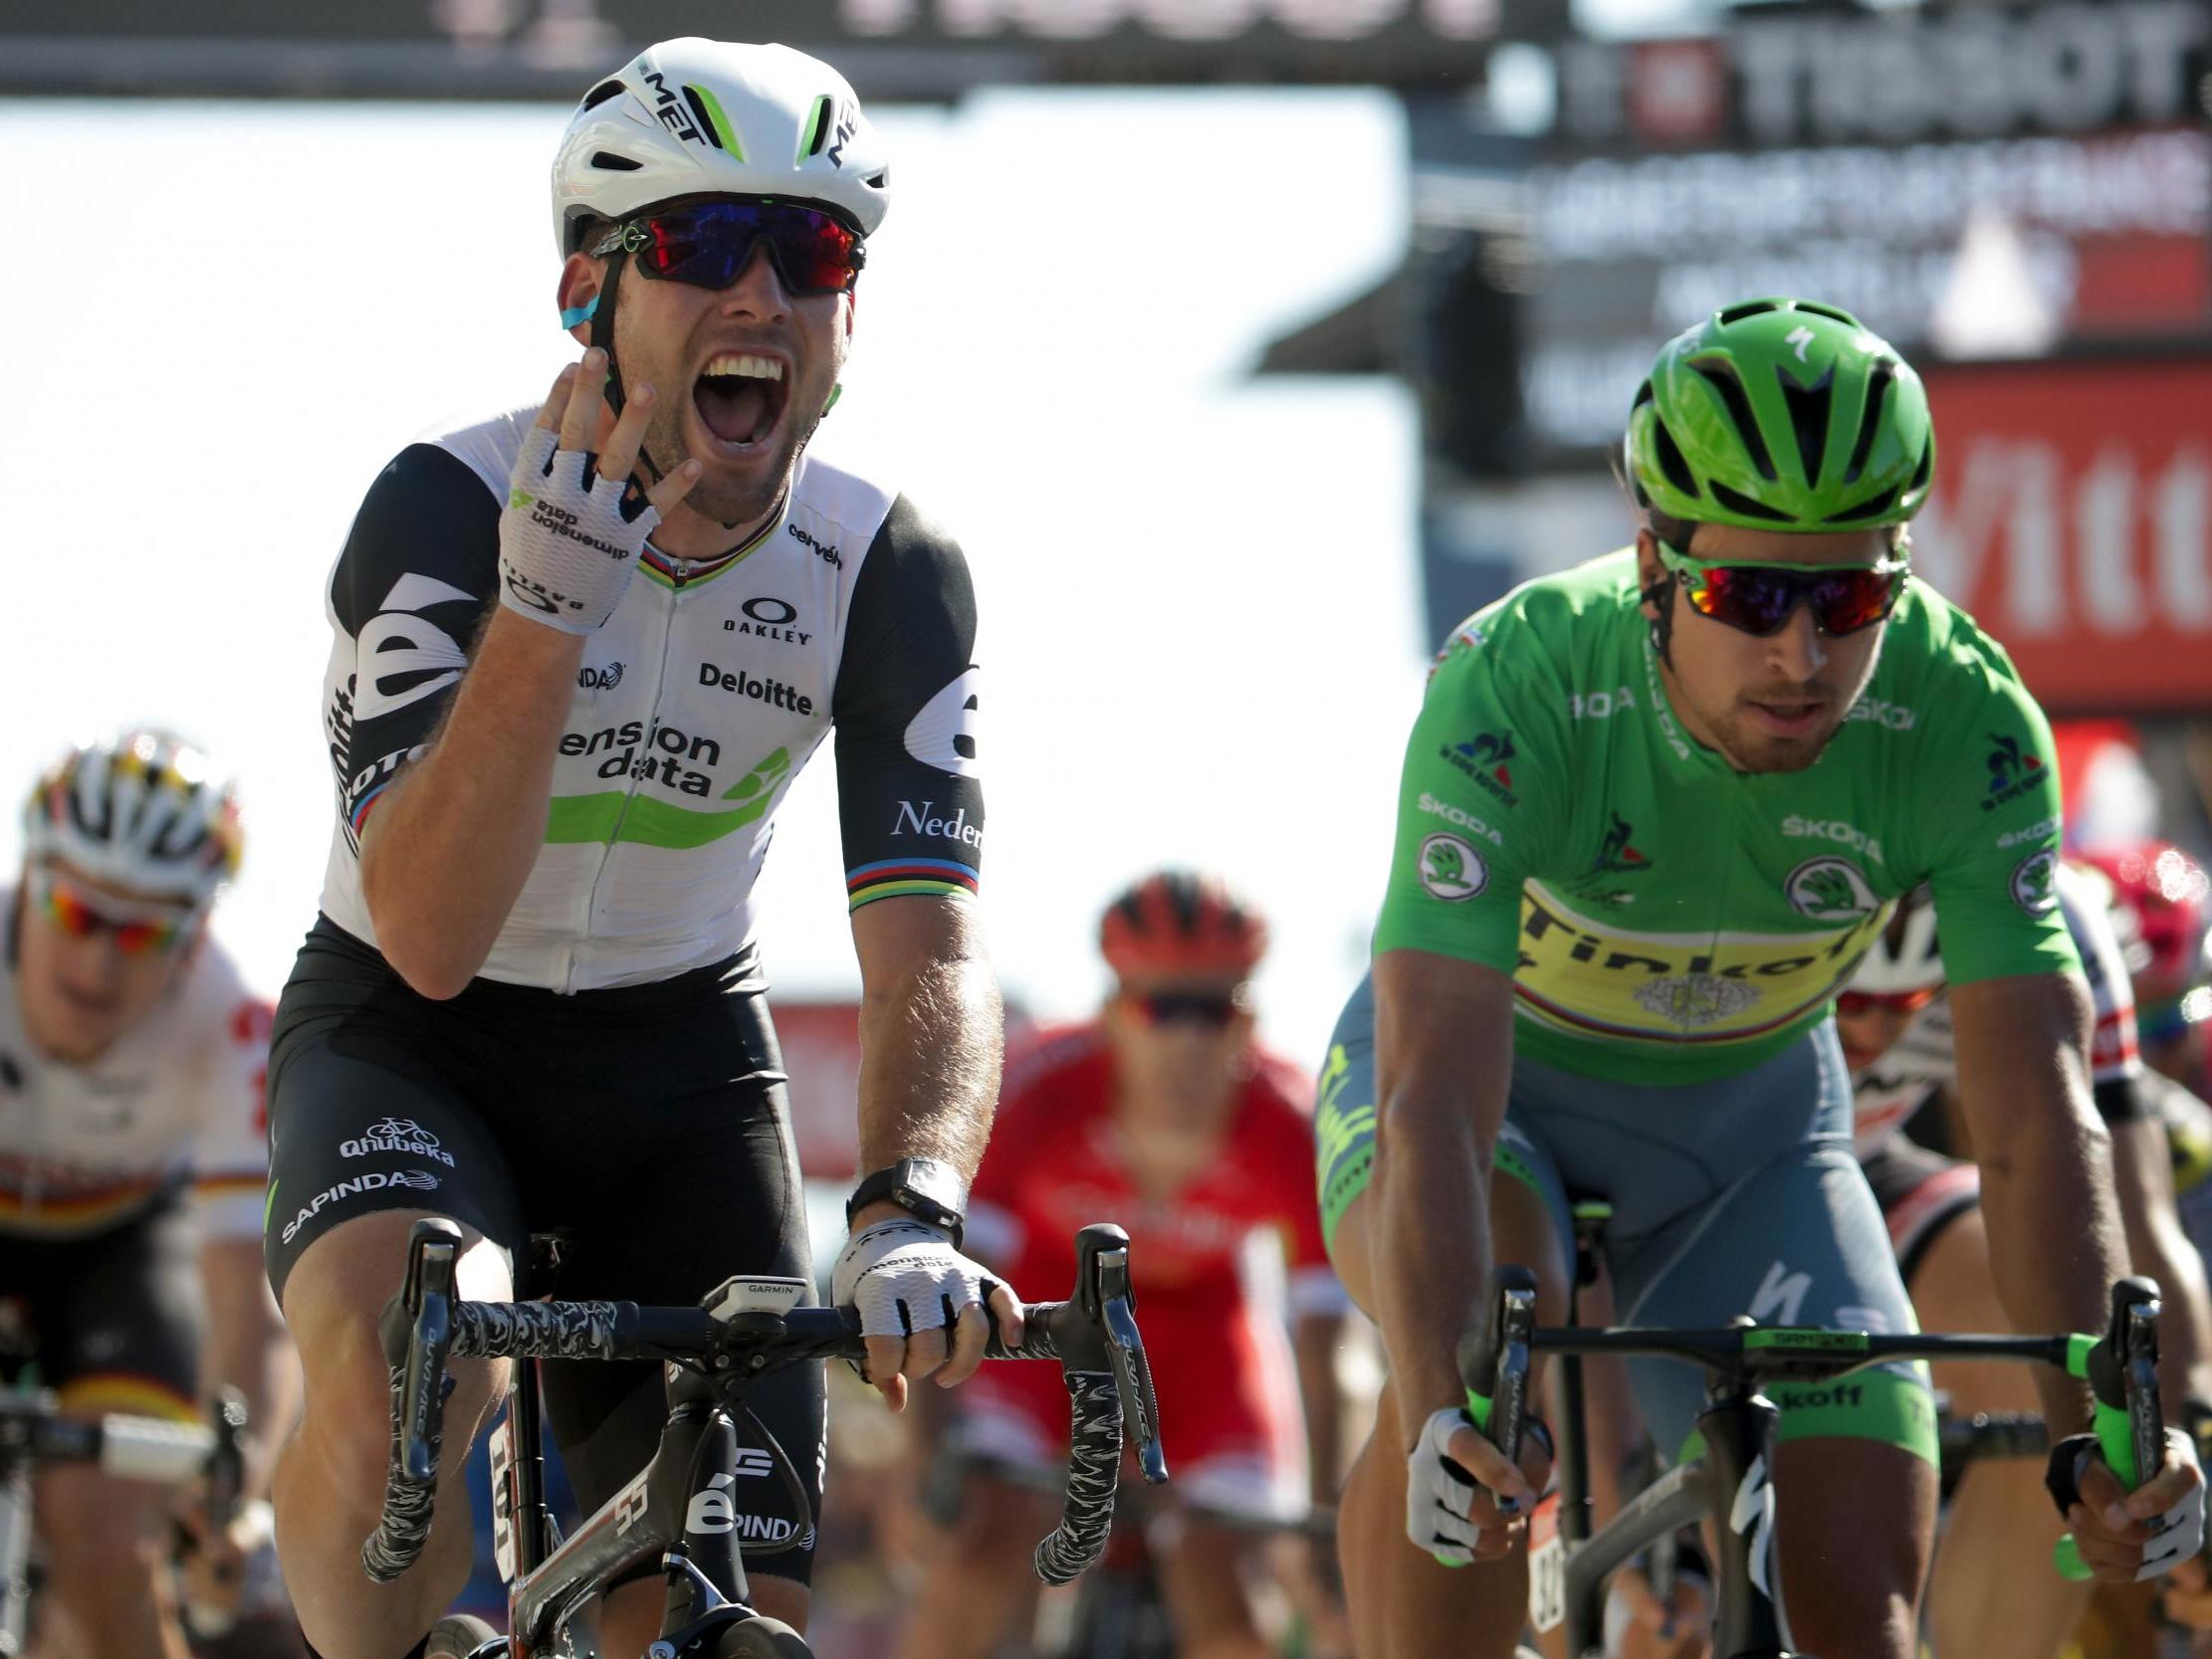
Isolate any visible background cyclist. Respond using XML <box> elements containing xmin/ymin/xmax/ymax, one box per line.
<box><xmin>904</xmin><ymin>872</ymin><xmax>1350</xmax><ymax>1659</ymax></box>
<box><xmin>1</xmin><ymin>731</ymin><xmax>293</xmax><ymax>1659</ymax></box>
<box><xmin>1840</xmin><ymin>870</ymin><xmax>2212</xmax><ymax>1658</ymax></box>
<box><xmin>1314</xmin><ymin>300</ymin><xmax>2205</xmax><ymax>1659</ymax></box>
<box><xmin>263</xmin><ymin>39</ymin><xmax>1015</xmax><ymax>1659</ymax></box>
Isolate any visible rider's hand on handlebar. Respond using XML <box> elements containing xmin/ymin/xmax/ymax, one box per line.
<box><xmin>2060</xmin><ymin>1427</ymin><xmax>2207</xmax><ymax>1582</ymax></box>
<box><xmin>1406</xmin><ymin>1406</ymin><xmax>1553</xmax><ymax>1566</ymax></box>
<box><xmin>833</xmin><ymin>1208</ymin><xmax>1024</xmax><ymax>1412</ymax></box>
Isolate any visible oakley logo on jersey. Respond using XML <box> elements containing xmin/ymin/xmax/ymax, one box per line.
<box><xmin>904</xmin><ymin>668</ymin><xmax>982</xmax><ymax>778</ymax></box>
<box><xmin>892</xmin><ymin>800</ymin><xmax>984</xmax><ymax>850</ymax></box>
<box><xmin>1419</xmin><ymin>834</ymin><xmax>1488</xmax><ymax>901</ymax></box>
<box><xmin>1785</xmin><ymin>857</ymin><xmax>1880</xmax><ymax>922</ymax></box>
<box><xmin>339</xmin><ymin>1118</ymin><xmax>457</xmax><ymax>1167</ymax></box>
<box><xmin>699</xmin><ymin>662</ymin><xmax>815</xmax><ymax>716</ymax></box>
<box><xmin>2012</xmin><ymin>850</ymin><xmax>2061</xmax><ymax>917</ymax></box>
<box><xmin>724</xmin><ymin>597</ymin><xmax>810</xmax><ymax>646</ymax></box>
<box><xmin>280</xmin><ymin>1169</ymin><xmax>440</xmax><ymax>1244</ymax></box>
<box><xmin>1417</xmin><ymin>792</ymin><xmax>1504</xmax><ymax>846</ymax></box>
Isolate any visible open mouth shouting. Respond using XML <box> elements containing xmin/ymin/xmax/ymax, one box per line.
<box><xmin>691</xmin><ymin>350</ymin><xmax>791</xmax><ymax>457</ymax></box>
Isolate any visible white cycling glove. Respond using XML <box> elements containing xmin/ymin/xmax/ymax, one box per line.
<box><xmin>1408</xmin><ymin>1405</ymin><xmax>1486</xmax><ymax>1565</ymax></box>
<box><xmin>831</xmin><ymin>1216</ymin><xmax>1001</xmax><ymax>1354</ymax></box>
<box><xmin>496</xmin><ymin>424</ymin><xmax>659</xmax><ymax>634</ymax></box>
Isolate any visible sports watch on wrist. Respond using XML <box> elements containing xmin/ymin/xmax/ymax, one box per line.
<box><xmin>845</xmin><ymin>1157</ymin><xmax>969</xmax><ymax>1246</ymax></box>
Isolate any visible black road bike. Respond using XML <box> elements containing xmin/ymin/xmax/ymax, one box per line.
<box><xmin>1467</xmin><ymin>1262</ymin><xmax>2166</xmax><ymax>1659</ymax></box>
<box><xmin>365</xmin><ymin>1218</ymin><xmax>1167</xmax><ymax>1659</ymax></box>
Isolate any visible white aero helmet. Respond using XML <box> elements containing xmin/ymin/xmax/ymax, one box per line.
<box><xmin>22</xmin><ymin>730</ymin><xmax>242</xmax><ymax>907</ymax></box>
<box><xmin>1848</xmin><ymin>891</ymin><xmax>1944</xmax><ymax>996</ymax></box>
<box><xmin>551</xmin><ymin>39</ymin><xmax>890</xmax><ymax>256</ymax></box>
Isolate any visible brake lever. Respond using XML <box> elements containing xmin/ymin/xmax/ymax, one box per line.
<box><xmin>397</xmin><ymin>1220</ymin><xmax>462</xmax><ymax>1484</ymax></box>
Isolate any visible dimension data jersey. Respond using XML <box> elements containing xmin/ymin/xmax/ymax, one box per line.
<box><xmin>317</xmin><ymin>408</ymin><xmax>984</xmax><ymax>992</ymax></box>
<box><xmin>1372</xmin><ymin>549</ymin><xmax>2076</xmax><ymax>1085</ymax></box>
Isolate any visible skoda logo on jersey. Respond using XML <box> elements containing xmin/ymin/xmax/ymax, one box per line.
<box><xmin>1419</xmin><ymin>834</ymin><xmax>1487</xmax><ymax>902</ymax></box>
<box><xmin>905</xmin><ymin>666</ymin><xmax>982</xmax><ymax>778</ymax></box>
<box><xmin>2011</xmin><ymin>850</ymin><xmax>2061</xmax><ymax>918</ymax></box>
<box><xmin>1784</xmin><ymin>857</ymin><xmax>1880</xmax><ymax>923</ymax></box>
<box><xmin>723</xmin><ymin>597</ymin><xmax>811</xmax><ymax>646</ymax></box>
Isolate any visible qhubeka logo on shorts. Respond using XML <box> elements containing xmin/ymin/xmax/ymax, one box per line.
<box><xmin>1419</xmin><ymin>834</ymin><xmax>1487</xmax><ymax>901</ymax></box>
<box><xmin>338</xmin><ymin>1117</ymin><xmax>457</xmax><ymax>1167</ymax></box>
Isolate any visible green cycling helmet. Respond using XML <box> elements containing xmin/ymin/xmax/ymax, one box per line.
<box><xmin>1625</xmin><ymin>298</ymin><xmax>1935</xmax><ymax>532</ymax></box>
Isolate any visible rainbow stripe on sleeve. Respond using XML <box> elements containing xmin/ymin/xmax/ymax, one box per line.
<box><xmin>846</xmin><ymin>857</ymin><xmax>980</xmax><ymax>911</ymax></box>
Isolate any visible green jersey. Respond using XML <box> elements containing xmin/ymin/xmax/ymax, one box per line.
<box><xmin>1372</xmin><ymin>550</ymin><xmax>2076</xmax><ymax>1085</ymax></box>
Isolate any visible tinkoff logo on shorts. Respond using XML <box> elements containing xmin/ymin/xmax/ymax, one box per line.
<box><xmin>1981</xmin><ymin>732</ymin><xmax>2047</xmax><ymax>813</ymax></box>
<box><xmin>1441</xmin><ymin>730</ymin><xmax>1517</xmax><ymax>806</ymax></box>
<box><xmin>339</xmin><ymin>1117</ymin><xmax>457</xmax><ymax>1167</ymax></box>
<box><xmin>1419</xmin><ymin>834</ymin><xmax>1488</xmax><ymax>901</ymax></box>
<box><xmin>1783</xmin><ymin>857</ymin><xmax>1880</xmax><ymax>922</ymax></box>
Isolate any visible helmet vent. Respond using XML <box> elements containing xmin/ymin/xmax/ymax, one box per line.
<box><xmin>1908</xmin><ymin>438</ymin><xmax>1933</xmax><ymax>495</ymax></box>
<box><xmin>1792</xmin><ymin>300</ymin><xmax>1859</xmax><ymax>328</ymax></box>
<box><xmin>580</xmin><ymin>78</ymin><xmax>625</xmax><ymax>111</ymax></box>
<box><xmin>1778</xmin><ymin>365</ymin><xmax>1834</xmax><ymax>488</ymax></box>
<box><xmin>682</xmin><ymin>86</ymin><xmax>727</xmax><ymax>151</ymax></box>
<box><xmin>590</xmin><ymin>150</ymin><xmax>643</xmax><ymax>171</ymax></box>
<box><xmin>1842</xmin><ymin>363</ymin><xmax>1893</xmax><ymax>485</ymax></box>
<box><xmin>864</xmin><ymin>171</ymin><xmax>888</xmax><ymax>190</ymax></box>
<box><xmin>1690</xmin><ymin>358</ymin><xmax>1777</xmax><ymax>482</ymax></box>
<box><xmin>1717</xmin><ymin>300</ymin><xmax>1778</xmax><ymax>327</ymax></box>
<box><xmin>1653</xmin><ymin>418</ymin><xmax>1701</xmax><ymax>501</ymax></box>
<box><xmin>801</xmin><ymin>95</ymin><xmax>833</xmax><ymax>158</ymax></box>
<box><xmin>1710</xmin><ymin>483</ymin><xmax>1792</xmax><ymax>523</ymax></box>
<box><xmin>1830</xmin><ymin>483</ymin><xmax>1901</xmax><ymax>523</ymax></box>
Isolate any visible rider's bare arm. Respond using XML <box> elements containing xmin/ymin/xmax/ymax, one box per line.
<box><xmin>1369</xmin><ymin>948</ymin><xmax>1516</xmax><ymax>1440</ymax></box>
<box><xmin>197</xmin><ymin>1237</ymin><xmax>298</xmax><ymax>1497</ymax></box>
<box><xmin>2110</xmin><ymin>1112</ymin><xmax>2212</xmax><ymax>1404</ymax></box>
<box><xmin>850</xmin><ymin>895</ymin><xmax>1000</xmax><ymax>1181</ymax></box>
<box><xmin>1294</xmin><ymin>1306</ymin><xmax>1349</xmax><ymax>1512</ymax></box>
<box><xmin>1949</xmin><ymin>969</ymin><xmax>2124</xmax><ymax>1433</ymax></box>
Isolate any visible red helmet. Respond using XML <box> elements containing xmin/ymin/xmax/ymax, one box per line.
<box><xmin>1098</xmin><ymin>871</ymin><xmax>1267</xmax><ymax>980</ymax></box>
<box><xmin>2078</xmin><ymin>840</ymin><xmax>2212</xmax><ymax>998</ymax></box>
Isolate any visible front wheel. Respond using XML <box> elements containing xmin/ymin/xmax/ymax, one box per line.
<box><xmin>710</xmin><ymin>1615</ymin><xmax>815</xmax><ymax>1659</ymax></box>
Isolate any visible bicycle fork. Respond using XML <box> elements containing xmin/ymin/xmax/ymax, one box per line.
<box><xmin>1697</xmin><ymin>1382</ymin><xmax>1788</xmax><ymax>1659</ymax></box>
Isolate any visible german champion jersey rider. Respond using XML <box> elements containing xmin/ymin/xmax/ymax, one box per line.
<box><xmin>271</xmin><ymin>40</ymin><xmax>1014</xmax><ymax>1659</ymax></box>
<box><xmin>1319</xmin><ymin>302</ymin><xmax>2204</xmax><ymax>1659</ymax></box>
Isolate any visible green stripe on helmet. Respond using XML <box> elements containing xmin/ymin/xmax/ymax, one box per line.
<box><xmin>687</xmin><ymin>84</ymin><xmax>745</xmax><ymax>160</ymax></box>
<box><xmin>1625</xmin><ymin>298</ymin><xmax>1935</xmax><ymax>533</ymax></box>
<box><xmin>798</xmin><ymin>95</ymin><xmax>831</xmax><ymax>164</ymax></box>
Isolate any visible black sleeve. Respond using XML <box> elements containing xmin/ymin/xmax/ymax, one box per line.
<box><xmin>324</xmin><ymin>445</ymin><xmax>500</xmax><ymax>847</ymax></box>
<box><xmin>830</xmin><ymin>494</ymin><xmax>984</xmax><ymax>910</ymax></box>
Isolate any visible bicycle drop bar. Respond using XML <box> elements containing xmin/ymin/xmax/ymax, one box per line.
<box><xmin>363</xmin><ymin>1219</ymin><xmax>1167</xmax><ymax>1587</ymax></box>
<box><xmin>0</xmin><ymin>1397</ymin><xmax>220</xmax><ymax>1485</ymax></box>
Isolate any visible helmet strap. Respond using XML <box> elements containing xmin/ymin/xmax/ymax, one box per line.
<box><xmin>1642</xmin><ymin>573</ymin><xmax>1677</xmax><ymax>669</ymax></box>
<box><xmin>586</xmin><ymin>251</ymin><xmax>668</xmax><ymax>487</ymax></box>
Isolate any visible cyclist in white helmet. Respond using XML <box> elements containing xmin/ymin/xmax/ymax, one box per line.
<box><xmin>267</xmin><ymin>38</ymin><xmax>1016</xmax><ymax>1659</ymax></box>
<box><xmin>1</xmin><ymin>730</ymin><xmax>294</xmax><ymax>1658</ymax></box>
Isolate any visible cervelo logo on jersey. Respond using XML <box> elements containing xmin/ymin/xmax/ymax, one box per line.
<box><xmin>905</xmin><ymin>667</ymin><xmax>982</xmax><ymax>778</ymax></box>
<box><xmin>1782</xmin><ymin>815</ymin><xmax>1885</xmax><ymax>867</ymax></box>
<box><xmin>1846</xmin><ymin>696</ymin><xmax>1916</xmax><ymax>731</ymax></box>
<box><xmin>280</xmin><ymin>1169</ymin><xmax>440</xmax><ymax>1245</ymax></box>
<box><xmin>1417</xmin><ymin>791</ymin><xmax>1504</xmax><ymax>847</ymax></box>
<box><xmin>558</xmin><ymin>720</ymin><xmax>727</xmax><ymax>795</ymax></box>
<box><xmin>786</xmin><ymin>521</ymin><xmax>842</xmax><ymax>568</ymax></box>
<box><xmin>891</xmin><ymin>799</ymin><xmax>983</xmax><ymax>850</ymax></box>
<box><xmin>351</xmin><ymin>573</ymin><xmax>473</xmax><ymax>722</ymax></box>
<box><xmin>699</xmin><ymin>662</ymin><xmax>815</xmax><ymax>717</ymax></box>
<box><xmin>723</xmin><ymin>597</ymin><xmax>810</xmax><ymax>646</ymax></box>
<box><xmin>339</xmin><ymin>1117</ymin><xmax>457</xmax><ymax>1166</ymax></box>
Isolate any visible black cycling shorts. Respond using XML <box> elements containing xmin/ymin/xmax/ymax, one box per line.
<box><xmin>0</xmin><ymin>1184</ymin><xmax>204</xmax><ymax>1419</ymax></box>
<box><xmin>263</xmin><ymin>917</ymin><xmax>823</xmax><ymax>1581</ymax></box>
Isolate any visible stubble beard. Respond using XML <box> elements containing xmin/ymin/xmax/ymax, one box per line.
<box><xmin>642</xmin><ymin>394</ymin><xmax>825</xmax><ymax>531</ymax></box>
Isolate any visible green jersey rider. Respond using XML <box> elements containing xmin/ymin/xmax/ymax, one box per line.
<box><xmin>1313</xmin><ymin>299</ymin><xmax>2206</xmax><ymax>1659</ymax></box>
